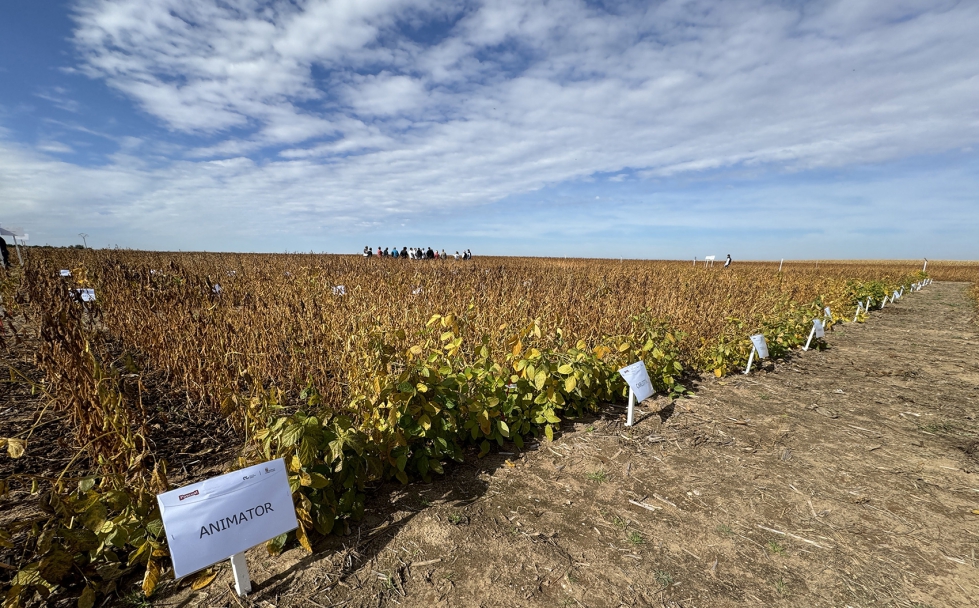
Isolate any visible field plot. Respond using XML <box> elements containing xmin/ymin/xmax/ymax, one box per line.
<box><xmin>0</xmin><ymin>252</ymin><xmax>977</xmax><ymax>607</ymax></box>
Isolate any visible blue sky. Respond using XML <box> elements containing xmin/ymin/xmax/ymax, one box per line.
<box><xmin>1</xmin><ymin>0</ymin><xmax>977</xmax><ymax>259</ymax></box>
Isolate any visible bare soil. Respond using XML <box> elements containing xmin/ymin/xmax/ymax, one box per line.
<box><xmin>7</xmin><ymin>282</ymin><xmax>979</xmax><ymax>607</ymax></box>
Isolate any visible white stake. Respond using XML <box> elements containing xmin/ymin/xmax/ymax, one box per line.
<box><xmin>853</xmin><ymin>302</ymin><xmax>862</xmax><ymax>323</ymax></box>
<box><xmin>231</xmin><ymin>552</ymin><xmax>251</xmax><ymax>596</ymax></box>
<box><xmin>803</xmin><ymin>325</ymin><xmax>816</xmax><ymax>351</ymax></box>
<box><xmin>923</xmin><ymin>259</ymin><xmax>927</xmax><ymax>272</ymax></box>
<box><xmin>743</xmin><ymin>347</ymin><xmax>756</xmax><ymax>374</ymax></box>
<box><xmin>625</xmin><ymin>387</ymin><xmax>636</xmax><ymax>427</ymax></box>
<box><xmin>778</xmin><ymin>259</ymin><xmax>783</xmax><ymax>272</ymax></box>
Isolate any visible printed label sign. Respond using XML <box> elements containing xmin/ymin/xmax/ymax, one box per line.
<box><xmin>750</xmin><ymin>334</ymin><xmax>769</xmax><ymax>359</ymax></box>
<box><xmin>813</xmin><ymin>319</ymin><xmax>825</xmax><ymax>338</ymax></box>
<box><xmin>332</xmin><ymin>285</ymin><xmax>346</xmax><ymax>296</ymax></box>
<box><xmin>618</xmin><ymin>361</ymin><xmax>654</xmax><ymax>402</ymax></box>
<box><xmin>60</xmin><ymin>269</ymin><xmax>71</xmax><ymax>277</ymax></box>
<box><xmin>74</xmin><ymin>288</ymin><xmax>95</xmax><ymax>302</ymax></box>
<box><xmin>157</xmin><ymin>458</ymin><xmax>297</xmax><ymax>579</ymax></box>
<box><xmin>824</xmin><ymin>307</ymin><xmax>831</xmax><ymax>318</ymax></box>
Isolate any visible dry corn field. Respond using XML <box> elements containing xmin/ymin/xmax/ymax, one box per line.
<box><xmin>0</xmin><ymin>250</ymin><xmax>977</xmax><ymax>607</ymax></box>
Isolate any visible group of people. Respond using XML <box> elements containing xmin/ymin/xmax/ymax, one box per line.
<box><xmin>363</xmin><ymin>246</ymin><xmax>472</xmax><ymax>261</ymax></box>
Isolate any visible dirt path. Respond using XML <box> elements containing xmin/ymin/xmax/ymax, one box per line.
<box><xmin>166</xmin><ymin>283</ymin><xmax>979</xmax><ymax>607</ymax></box>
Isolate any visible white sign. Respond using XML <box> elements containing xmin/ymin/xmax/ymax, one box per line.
<box><xmin>813</xmin><ymin>319</ymin><xmax>825</xmax><ymax>338</ymax></box>
<box><xmin>749</xmin><ymin>334</ymin><xmax>769</xmax><ymax>359</ymax></box>
<box><xmin>75</xmin><ymin>288</ymin><xmax>95</xmax><ymax>302</ymax></box>
<box><xmin>157</xmin><ymin>458</ymin><xmax>297</xmax><ymax>579</ymax></box>
<box><xmin>824</xmin><ymin>306</ymin><xmax>831</xmax><ymax>319</ymax></box>
<box><xmin>60</xmin><ymin>269</ymin><xmax>71</xmax><ymax>277</ymax></box>
<box><xmin>332</xmin><ymin>285</ymin><xmax>346</xmax><ymax>296</ymax></box>
<box><xmin>212</xmin><ymin>284</ymin><xmax>222</xmax><ymax>293</ymax></box>
<box><xmin>618</xmin><ymin>361</ymin><xmax>654</xmax><ymax>402</ymax></box>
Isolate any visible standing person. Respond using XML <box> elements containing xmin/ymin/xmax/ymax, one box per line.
<box><xmin>440</xmin><ymin>249</ymin><xmax>447</xmax><ymax>260</ymax></box>
<box><xmin>377</xmin><ymin>246</ymin><xmax>383</xmax><ymax>257</ymax></box>
<box><xmin>454</xmin><ymin>251</ymin><xmax>460</xmax><ymax>261</ymax></box>
<box><xmin>426</xmin><ymin>246</ymin><xmax>434</xmax><ymax>259</ymax></box>
<box><xmin>383</xmin><ymin>247</ymin><xmax>389</xmax><ymax>257</ymax></box>
<box><xmin>363</xmin><ymin>245</ymin><xmax>371</xmax><ymax>257</ymax></box>
<box><xmin>401</xmin><ymin>246</ymin><xmax>408</xmax><ymax>259</ymax></box>
<box><xmin>0</xmin><ymin>236</ymin><xmax>9</xmax><ymax>269</ymax></box>
<box><xmin>724</xmin><ymin>254</ymin><xmax>732</xmax><ymax>268</ymax></box>
<box><xmin>391</xmin><ymin>247</ymin><xmax>398</xmax><ymax>259</ymax></box>
<box><xmin>465</xmin><ymin>249</ymin><xmax>472</xmax><ymax>260</ymax></box>
<box><xmin>434</xmin><ymin>249</ymin><xmax>439</xmax><ymax>260</ymax></box>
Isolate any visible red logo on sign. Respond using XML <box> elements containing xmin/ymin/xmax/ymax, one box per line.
<box><xmin>178</xmin><ymin>489</ymin><xmax>199</xmax><ymax>501</ymax></box>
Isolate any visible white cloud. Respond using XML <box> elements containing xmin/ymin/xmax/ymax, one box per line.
<box><xmin>1</xmin><ymin>0</ymin><xmax>977</xmax><ymax>253</ymax></box>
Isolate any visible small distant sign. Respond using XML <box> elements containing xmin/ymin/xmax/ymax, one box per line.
<box><xmin>749</xmin><ymin>334</ymin><xmax>769</xmax><ymax>359</ymax></box>
<box><xmin>618</xmin><ymin>360</ymin><xmax>654</xmax><ymax>402</ymax></box>
<box><xmin>60</xmin><ymin>269</ymin><xmax>72</xmax><ymax>277</ymax></box>
<box><xmin>157</xmin><ymin>458</ymin><xmax>297</xmax><ymax>579</ymax></box>
<box><xmin>813</xmin><ymin>319</ymin><xmax>825</xmax><ymax>338</ymax></box>
<box><xmin>332</xmin><ymin>285</ymin><xmax>346</xmax><ymax>296</ymax></box>
<box><xmin>75</xmin><ymin>288</ymin><xmax>95</xmax><ymax>302</ymax></box>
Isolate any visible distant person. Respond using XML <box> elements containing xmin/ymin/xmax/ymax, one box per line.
<box><xmin>440</xmin><ymin>249</ymin><xmax>446</xmax><ymax>260</ymax></box>
<box><xmin>426</xmin><ymin>247</ymin><xmax>434</xmax><ymax>259</ymax></box>
<box><xmin>401</xmin><ymin>246</ymin><xmax>408</xmax><ymax>259</ymax></box>
<box><xmin>724</xmin><ymin>254</ymin><xmax>732</xmax><ymax>268</ymax></box>
<box><xmin>454</xmin><ymin>251</ymin><xmax>460</xmax><ymax>261</ymax></box>
<box><xmin>377</xmin><ymin>246</ymin><xmax>382</xmax><ymax>257</ymax></box>
<box><xmin>434</xmin><ymin>249</ymin><xmax>439</xmax><ymax>260</ymax></box>
<box><xmin>391</xmin><ymin>247</ymin><xmax>398</xmax><ymax>259</ymax></box>
<box><xmin>383</xmin><ymin>247</ymin><xmax>389</xmax><ymax>257</ymax></box>
<box><xmin>363</xmin><ymin>246</ymin><xmax>371</xmax><ymax>257</ymax></box>
<box><xmin>465</xmin><ymin>249</ymin><xmax>472</xmax><ymax>260</ymax></box>
<box><xmin>0</xmin><ymin>236</ymin><xmax>9</xmax><ymax>269</ymax></box>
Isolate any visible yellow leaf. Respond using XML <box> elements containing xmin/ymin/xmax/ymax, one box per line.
<box><xmin>714</xmin><ymin>368</ymin><xmax>723</xmax><ymax>377</ymax></box>
<box><xmin>142</xmin><ymin>558</ymin><xmax>161</xmax><ymax>597</ymax></box>
<box><xmin>564</xmin><ymin>376</ymin><xmax>576</xmax><ymax>392</ymax></box>
<box><xmin>190</xmin><ymin>568</ymin><xmax>218</xmax><ymax>590</ymax></box>
<box><xmin>296</xmin><ymin>522</ymin><xmax>313</xmax><ymax>553</ymax></box>
<box><xmin>419</xmin><ymin>414</ymin><xmax>432</xmax><ymax>431</ymax></box>
<box><xmin>512</xmin><ymin>340</ymin><xmax>523</xmax><ymax>357</ymax></box>
<box><xmin>6</xmin><ymin>438</ymin><xmax>26</xmax><ymax>459</ymax></box>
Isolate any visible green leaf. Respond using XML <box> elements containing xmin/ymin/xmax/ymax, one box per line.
<box><xmin>39</xmin><ymin>547</ymin><xmax>74</xmax><ymax>584</ymax></box>
<box><xmin>497</xmin><ymin>420</ymin><xmax>510</xmax><ymax>438</ymax></box>
<box><xmin>266</xmin><ymin>533</ymin><xmax>288</xmax><ymax>555</ymax></box>
<box><xmin>280</xmin><ymin>423</ymin><xmax>304</xmax><ymax>447</ymax></box>
<box><xmin>78</xmin><ymin>585</ymin><xmax>96</xmax><ymax>608</ymax></box>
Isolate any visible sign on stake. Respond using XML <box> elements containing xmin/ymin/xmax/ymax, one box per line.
<box><xmin>618</xmin><ymin>361</ymin><xmax>654</xmax><ymax>427</ymax></box>
<box><xmin>744</xmin><ymin>334</ymin><xmax>769</xmax><ymax>374</ymax></box>
<box><xmin>74</xmin><ymin>288</ymin><xmax>95</xmax><ymax>302</ymax></box>
<box><xmin>157</xmin><ymin>458</ymin><xmax>297</xmax><ymax>597</ymax></box>
<box><xmin>803</xmin><ymin>319</ymin><xmax>825</xmax><ymax>351</ymax></box>
<box><xmin>332</xmin><ymin>285</ymin><xmax>346</xmax><ymax>296</ymax></box>
<box><xmin>59</xmin><ymin>269</ymin><xmax>71</xmax><ymax>277</ymax></box>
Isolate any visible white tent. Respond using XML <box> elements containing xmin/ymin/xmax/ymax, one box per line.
<box><xmin>0</xmin><ymin>225</ymin><xmax>27</xmax><ymax>265</ymax></box>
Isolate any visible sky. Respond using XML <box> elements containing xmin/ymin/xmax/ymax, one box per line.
<box><xmin>0</xmin><ymin>0</ymin><xmax>977</xmax><ymax>259</ymax></box>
